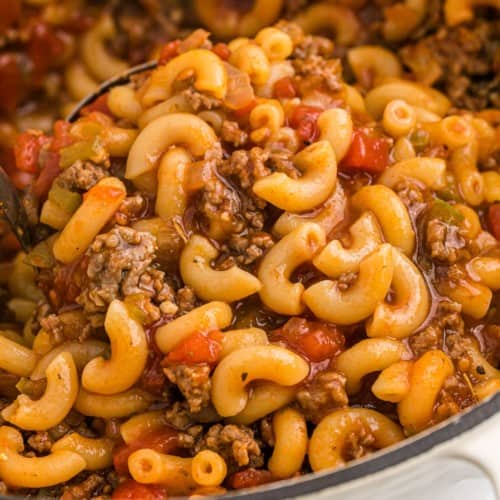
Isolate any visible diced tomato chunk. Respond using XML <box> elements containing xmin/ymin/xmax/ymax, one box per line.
<box><xmin>212</xmin><ymin>43</ymin><xmax>231</xmax><ymax>60</ymax></box>
<box><xmin>158</xmin><ymin>40</ymin><xmax>181</xmax><ymax>65</ymax></box>
<box><xmin>80</xmin><ymin>93</ymin><xmax>113</xmax><ymax>117</ymax></box>
<box><xmin>0</xmin><ymin>0</ymin><xmax>21</xmax><ymax>35</ymax></box>
<box><xmin>28</xmin><ymin>22</ymin><xmax>66</xmax><ymax>81</ymax></box>
<box><xmin>340</xmin><ymin>129</ymin><xmax>390</xmax><ymax>174</ymax></box>
<box><xmin>164</xmin><ymin>330</ymin><xmax>223</xmax><ymax>366</ymax></box>
<box><xmin>289</xmin><ymin>105</ymin><xmax>323</xmax><ymax>143</ymax></box>
<box><xmin>13</xmin><ymin>131</ymin><xmax>50</xmax><ymax>173</ymax></box>
<box><xmin>33</xmin><ymin>151</ymin><xmax>61</xmax><ymax>199</ymax></box>
<box><xmin>112</xmin><ymin>480</ymin><xmax>168</xmax><ymax>500</ymax></box>
<box><xmin>227</xmin><ymin>469</ymin><xmax>274</xmax><ymax>490</ymax></box>
<box><xmin>272</xmin><ymin>318</ymin><xmax>345</xmax><ymax>362</ymax></box>
<box><xmin>273</xmin><ymin>77</ymin><xmax>297</xmax><ymax>99</ymax></box>
<box><xmin>0</xmin><ymin>54</ymin><xmax>25</xmax><ymax>114</ymax></box>
<box><xmin>51</xmin><ymin>120</ymin><xmax>75</xmax><ymax>152</ymax></box>
<box><xmin>113</xmin><ymin>427</ymin><xmax>179</xmax><ymax>476</ymax></box>
<box><xmin>488</xmin><ymin>204</ymin><xmax>500</xmax><ymax>240</ymax></box>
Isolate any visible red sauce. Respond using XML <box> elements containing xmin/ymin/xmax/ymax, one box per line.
<box><xmin>0</xmin><ymin>54</ymin><xmax>24</xmax><ymax>114</ymax></box>
<box><xmin>164</xmin><ymin>330</ymin><xmax>223</xmax><ymax>366</ymax></box>
<box><xmin>0</xmin><ymin>0</ymin><xmax>21</xmax><ymax>35</ymax></box>
<box><xmin>33</xmin><ymin>151</ymin><xmax>60</xmax><ymax>199</ymax></box>
<box><xmin>112</xmin><ymin>480</ymin><xmax>168</xmax><ymax>500</ymax></box>
<box><xmin>158</xmin><ymin>40</ymin><xmax>181</xmax><ymax>65</ymax></box>
<box><xmin>272</xmin><ymin>317</ymin><xmax>345</xmax><ymax>362</ymax></box>
<box><xmin>273</xmin><ymin>76</ymin><xmax>297</xmax><ymax>99</ymax></box>
<box><xmin>488</xmin><ymin>204</ymin><xmax>500</xmax><ymax>240</ymax></box>
<box><xmin>212</xmin><ymin>43</ymin><xmax>231</xmax><ymax>60</ymax></box>
<box><xmin>339</xmin><ymin>129</ymin><xmax>390</xmax><ymax>174</ymax></box>
<box><xmin>113</xmin><ymin>427</ymin><xmax>179</xmax><ymax>476</ymax></box>
<box><xmin>226</xmin><ymin>468</ymin><xmax>275</xmax><ymax>490</ymax></box>
<box><xmin>289</xmin><ymin>105</ymin><xmax>323</xmax><ymax>143</ymax></box>
<box><xmin>13</xmin><ymin>131</ymin><xmax>50</xmax><ymax>173</ymax></box>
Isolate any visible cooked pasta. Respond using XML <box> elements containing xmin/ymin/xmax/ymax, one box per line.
<box><xmin>0</xmin><ymin>5</ymin><xmax>499</xmax><ymax>499</ymax></box>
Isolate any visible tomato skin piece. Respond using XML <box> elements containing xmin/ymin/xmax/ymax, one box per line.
<box><xmin>273</xmin><ymin>77</ymin><xmax>297</xmax><ymax>99</ymax></box>
<box><xmin>158</xmin><ymin>40</ymin><xmax>181</xmax><ymax>65</ymax></box>
<box><xmin>488</xmin><ymin>204</ymin><xmax>500</xmax><ymax>240</ymax></box>
<box><xmin>32</xmin><ymin>151</ymin><xmax>60</xmax><ymax>199</ymax></box>
<box><xmin>165</xmin><ymin>330</ymin><xmax>223</xmax><ymax>366</ymax></box>
<box><xmin>272</xmin><ymin>318</ymin><xmax>345</xmax><ymax>362</ymax></box>
<box><xmin>51</xmin><ymin>120</ymin><xmax>75</xmax><ymax>152</ymax></box>
<box><xmin>212</xmin><ymin>43</ymin><xmax>231</xmax><ymax>60</ymax></box>
<box><xmin>340</xmin><ymin>129</ymin><xmax>390</xmax><ymax>174</ymax></box>
<box><xmin>13</xmin><ymin>131</ymin><xmax>50</xmax><ymax>174</ymax></box>
<box><xmin>80</xmin><ymin>93</ymin><xmax>113</xmax><ymax>117</ymax></box>
<box><xmin>27</xmin><ymin>22</ymin><xmax>66</xmax><ymax>82</ymax></box>
<box><xmin>112</xmin><ymin>480</ymin><xmax>168</xmax><ymax>500</ymax></box>
<box><xmin>113</xmin><ymin>427</ymin><xmax>179</xmax><ymax>476</ymax></box>
<box><xmin>289</xmin><ymin>105</ymin><xmax>322</xmax><ymax>143</ymax></box>
<box><xmin>227</xmin><ymin>468</ymin><xmax>274</xmax><ymax>490</ymax></box>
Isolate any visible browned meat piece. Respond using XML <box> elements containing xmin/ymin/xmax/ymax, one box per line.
<box><xmin>297</xmin><ymin>370</ymin><xmax>348</xmax><ymax>422</ymax></box>
<box><xmin>482</xmin><ymin>325</ymin><xmax>500</xmax><ymax>368</ymax></box>
<box><xmin>60</xmin><ymin>473</ymin><xmax>106</xmax><ymax>500</ymax></box>
<box><xmin>293</xmin><ymin>34</ymin><xmax>335</xmax><ymax>59</ymax></box>
<box><xmin>409</xmin><ymin>301</ymin><xmax>464</xmax><ymax>357</ymax></box>
<box><xmin>426</xmin><ymin>219</ymin><xmax>467</xmax><ymax>264</ymax></box>
<box><xmin>113</xmin><ymin>194</ymin><xmax>148</xmax><ymax>226</ymax></box>
<box><xmin>39</xmin><ymin>309</ymin><xmax>91</xmax><ymax>343</ymax></box>
<box><xmin>176</xmin><ymin>286</ymin><xmax>198</xmax><ymax>314</ymax></box>
<box><xmin>77</xmin><ymin>226</ymin><xmax>174</xmax><ymax>315</ymax></box>
<box><xmin>221</xmin><ymin>120</ymin><xmax>248</xmax><ymax>147</ymax></box>
<box><xmin>196</xmin><ymin>424</ymin><xmax>263</xmax><ymax>472</ymax></box>
<box><xmin>182</xmin><ymin>87</ymin><xmax>221</xmax><ymax>111</ymax></box>
<box><xmin>56</xmin><ymin>161</ymin><xmax>108</xmax><ymax>192</ymax></box>
<box><xmin>434</xmin><ymin>373</ymin><xmax>476</xmax><ymax>423</ymax></box>
<box><xmin>27</xmin><ymin>431</ymin><xmax>53</xmax><ymax>453</ymax></box>
<box><xmin>293</xmin><ymin>55</ymin><xmax>343</xmax><ymax>92</ymax></box>
<box><xmin>223</xmin><ymin>231</ymin><xmax>275</xmax><ymax>267</ymax></box>
<box><xmin>400</xmin><ymin>20</ymin><xmax>500</xmax><ymax>110</ymax></box>
<box><xmin>164</xmin><ymin>364</ymin><xmax>212</xmax><ymax>413</ymax></box>
<box><xmin>220</xmin><ymin>147</ymin><xmax>271</xmax><ymax>191</ymax></box>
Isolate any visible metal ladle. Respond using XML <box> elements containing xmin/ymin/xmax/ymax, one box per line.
<box><xmin>0</xmin><ymin>61</ymin><xmax>157</xmax><ymax>252</ymax></box>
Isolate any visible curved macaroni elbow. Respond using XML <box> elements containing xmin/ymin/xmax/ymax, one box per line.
<box><xmin>82</xmin><ymin>300</ymin><xmax>148</xmax><ymax>394</ymax></box>
<box><xmin>372</xmin><ymin>360</ymin><xmax>413</xmax><ymax>403</ymax></box>
<box><xmin>268</xmin><ymin>408</ymin><xmax>308</xmax><ymax>479</ymax></box>
<box><xmin>304</xmin><ymin>244</ymin><xmax>394</xmax><ymax>325</ymax></box>
<box><xmin>398</xmin><ymin>350</ymin><xmax>454</xmax><ymax>434</ymax></box>
<box><xmin>2</xmin><ymin>352</ymin><xmax>78</xmax><ymax>431</ymax></box>
<box><xmin>220</xmin><ymin>328</ymin><xmax>269</xmax><ymax>358</ymax></box>
<box><xmin>108</xmin><ymin>85</ymin><xmax>143</xmax><ymax>123</ymax></box>
<box><xmin>228</xmin><ymin>382</ymin><xmax>296</xmax><ymax>425</ymax></box>
<box><xmin>378</xmin><ymin>157</ymin><xmax>447</xmax><ymax>191</ymax></box>
<box><xmin>0</xmin><ymin>335</ymin><xmax>37</xmax><ymax>377</ymax></box>
<box><xmin>52</xmin><ymin>433</ymin><xmax>114</xmax><ymax>470</ymax></box>
<box><xmin>467</xmin><ymin>257</ymin><xmax>500</xmax><ymax>291</ymax></box>
<box><xmin>211</xmin><ymin>345</ymin><xmax>309</xmax><ymax>417</ymax></box>
<box><xmin>309</xmin><ymin>408</ymin><xmax>404</xmax><ymax>471</ymax></box>
<box><xmin>351</xmin><ymin>185</ymin><xmax>415</xmax><ymax>255</ymax></box>
<box><xmin>258</xmin><ymin>223</ymin><xmax>326</xmax><ymax>315</ymax></box>
<box><xmin>253</xmin><ymin>141</ymin><xmax>337</xmax><ymax>212</ymax></box>
<box><xmin>155</xmin><ymin>147</ymin><xmax>191</xmax><ymax>220</ymax></box>
<box><xmin>156</xmin><ymin>302</ymin><xmax>233</xmax><ymax>353</ymax></box>
<box><xmin>347</xmin><ymin>45</ymin><xmax>403</xmax><ymax>87</ymax></box>
<box><xmin>313</xmin><ymin>211</ymin><xmax>383</xmax><ymax>277</ymax></box>
<box><xmin>318</xmin><ymin>108</ymin><xmax>353</xmax><ymax>161</ymax></box>
<box><xmin>273</xmin><ymin>182</ymin><xmax>346</xmax><ymax>237</ymax></box>
<box><xmin>80</xmin><ymin>14</ymin><xmax>128</xmax><ymax>82</ymax></box>
<box><xmin>75</xmin><ymin>388</ymin><xmax>154</xmax><ymax>418</ymax></box>
<box><xmin>365</xmin><ymin>79</ymin><xmax>451</xmax><ymax>119</ymax></box>
<box><xmin>0</xmin><ymin>426</ymin><xmax>86</xmax><ymax>488</ymax></box>
<box><xmin>53</xmin><ymin>177</ymin><xmax>126</xmax><ymax>264</ymax></box>
<box><xmin>180</xmin><ymin>235</ymin><xmax>262</xmax><ymax>302</ymax></box>
<box><xmin>125</xmin><ymin>113</ymin><xmax>217</xmax><ymax>181</ymax></box>
<box><xmin>367</xmin><ymin>249</ymin><xmax>430</xmax><ymax>338</ymax></box>
<box><xmin>229</xmin><ymin>44</ymin><xmax>271</xmax><ymax>85</ymax></box>
<box><xmin>141</xmin><ymin>49</ymin><xmax>227</xmax><ymax>107</ymax></box>
<box><xmin>334</xmin><ymin>338</ymin><xmax>408</xmax><ymax>394</ymax></box>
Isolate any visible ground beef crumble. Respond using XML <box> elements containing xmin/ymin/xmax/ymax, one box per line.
<box><xmin>297</xmin><ymin>370</ymin><xmax>348</xmax><ymax>422</ymax></box>
<box><xmin>195</xmin><ymin>424</ymin><xmax>263</xmax><ymax>473</ymax></box>
<box><xmin>164</xmin><ymin>363</ymin><xmax>212</xmax><ymax>413</ymax></box>
<box><xmin>182</xmin><ymin>87</ymin><xmax>221</xmax><ymax>111</ymax></box>
<box><xmin>77</xmin><ymin>226</ymin><xmax>174</xmax><ymax>319</ymax></box>
<box><xmin>55</xmin><ymin>161</ymin><xmax>108</xmax><ymax>192</ymax></box>
<box><xmin>426</xmin><ymin>219</ymin><xmax>468</xmax><ymax>264</ymax></box>
<box><xmin>221</xmin><ymin>120</ymin><xmax>249</xmax><ymax>147</ymax></box>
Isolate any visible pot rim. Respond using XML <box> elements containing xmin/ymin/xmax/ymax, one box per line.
<box><xmin>223</xmin><ymin>393</ymin><xmax>500</xmax><ymax>499</ymax></box>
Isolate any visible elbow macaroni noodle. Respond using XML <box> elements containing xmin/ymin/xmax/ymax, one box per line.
<box><xmin>2</xmin><ymin>17</ymin><xmax>500</xmax><ymax>496</ymax></box>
